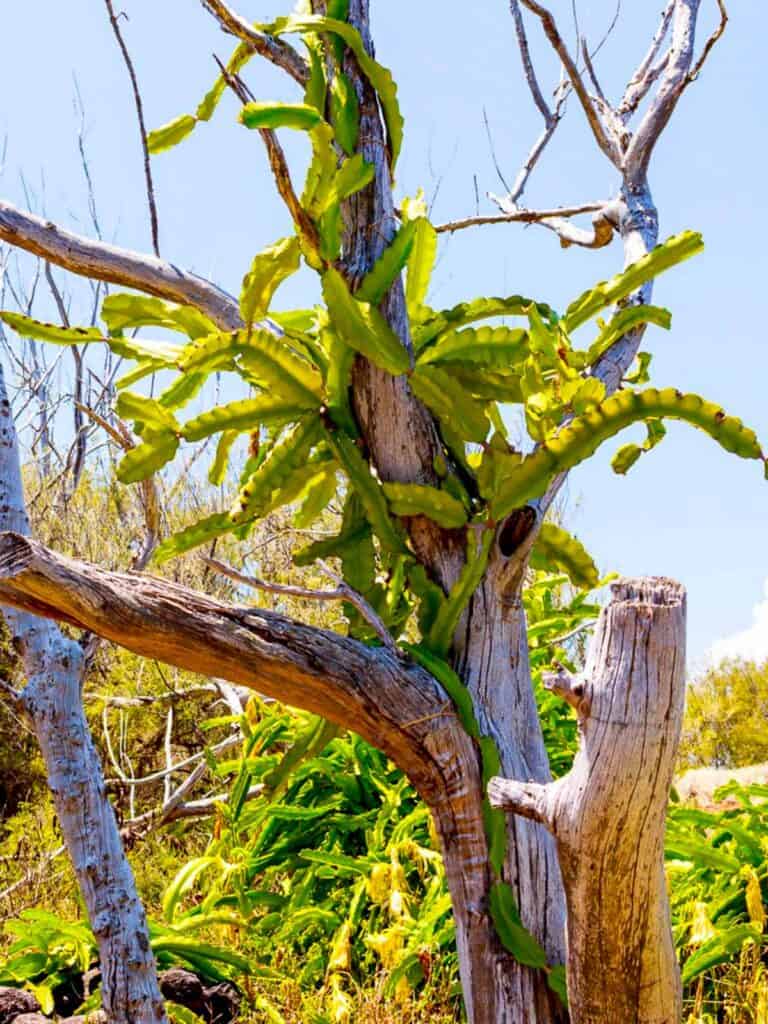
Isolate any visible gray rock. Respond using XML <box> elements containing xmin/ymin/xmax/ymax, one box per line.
<box><xmin>0</xmin><ymin>988</ymin><xmax>42</xmax><ymax>1024</ymax></box>
<box><xmin>10</xmin><ymin>1015</ymin><xmax>51</xmax><ymax>1024</ymax></box>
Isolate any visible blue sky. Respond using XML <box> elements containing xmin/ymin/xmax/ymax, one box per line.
<box><xmin>1</xmin><ymin>1</ymin><xmax>765</xmax><ymax>668</ymax></box>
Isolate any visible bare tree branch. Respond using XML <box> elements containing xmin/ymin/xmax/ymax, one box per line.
<box><xmin>434</xmin><ymin>201</ymin><xmax>607</xmax><ymax>234</ymax></box>
<box><xmin>200</xmin><ymin>0</ymin><xmax>309</xmax><ymax>86</ymax></box>
<box><xmin>0</xmin><ymin>199</ymin><xmax>241</xmax><ymax>329</ymax></box>
<box><xmin>203</xmin><ymin>555</ymin><xmax>397</xmax><ymax>652</ymax></box>
<box><xmin>519</xmin><ymin>0</ymin><xmax>622</xmax><ymax>165</ymax></box>
<box><xmin>0</xmin><ymin>532</ymin><xmax>466</xmax><ymax>797</ymax></box>
<box><xmin>618</xmin><ymin>1</ymin><xmax>675</xmax><ymax>121</ymax></box>
<box><xmin>689</xmin><ymin>0</ymin><xmax>728</xmax><ymax>82</ymax></box>
<box><xmin>104</xmin><ymin>0</ymin><xmax>161</xmax><ymax>256</ymax></box>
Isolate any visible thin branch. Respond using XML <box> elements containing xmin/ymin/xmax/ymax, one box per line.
<box><xmin>689</xmin><ymin>0</ymin><xmax>728</xmax><ymax>82</ymax></box>
<box><xmin>0</xmin><ymin>199</ymin><xmax>241</xmax><ymax>329</ymax></box>
<box><xmin>618</xmin><ymin>1</ymin><xmax>674</xmax><ymax>120</ymax></box>
<box><xmin>203</xmin><ymin>555</ymin><xmax>397</xmax><ymax>652</ymax></box>
<box><xmin>435</xmin><ymin>201</ymin><xmax>607</xmax><ymax>235</ymax></box>
<box><xmin>482</xmin><ymin>107</ymin><xmax>512</xmax><ymax>194</ymax></box>
<box><xmin>200</xmin><ymin>0</ymin><xmax>309</xmax><ymax>86</ymax></box>
<box><xmin>519</xmin><ymin>0</ymin><xmax>622</xmax><ymax>165</ymax></box>
<box><xmin>215</xmin><ymin>58</ymin><xmax>322</xmax><ymax>254</ymax></box>
<box><xmin>104</xmin><ymin>0</ymin><xmax>161</xmax><ymax>256</ymax></box>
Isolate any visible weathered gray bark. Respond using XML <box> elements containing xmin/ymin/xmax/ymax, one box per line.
<box><xmin>0</xmin><ymin>371</ymin><xmax>166</xmax><ymax>1024</ymax></box>
<box><xmin>490</xmin><ymin>578</ymin><xmax>687</xmax><ymax>1024</ymax></box>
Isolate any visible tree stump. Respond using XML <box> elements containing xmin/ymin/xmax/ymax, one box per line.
<box><xmin>489</xmin><ymin>577</ymin><xmax>686</xmax><ymax>1024</ymax></box>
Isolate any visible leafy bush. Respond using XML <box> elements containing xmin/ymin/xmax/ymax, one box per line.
<box><xmin>680</xmin><ymin>658</ymin><xmax>768</xmax><ymax>770</ymax></box>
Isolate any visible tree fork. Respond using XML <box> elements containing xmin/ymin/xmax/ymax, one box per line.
<box><xmin>490</xmin><ymin>577</ymin><xmax>687</xmax><ymax>1024</ymax></box>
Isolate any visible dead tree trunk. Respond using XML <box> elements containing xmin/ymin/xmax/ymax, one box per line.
<box><xmin>0</xmin><ymin>369</ymin><xmax>167</xmax><ymax>1024</ymax></box>
<box><xmin>490</xmin><ymin>578</ymin><xmax>687</xmax><ymax>1024</ymax></box>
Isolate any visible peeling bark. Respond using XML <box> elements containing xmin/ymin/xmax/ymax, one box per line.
<box><xmin>490</xmin><ymin>577</ymin><xmax>686</xmax><ymax>1024</ymax></box>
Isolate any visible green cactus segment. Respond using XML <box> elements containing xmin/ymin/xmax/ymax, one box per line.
<box><xmin>239</xmin><ymin>101</ymin><xmax>324</xmax><ymax>132</ymax></box>
<box><xmin>258</xmin><ymin>15</ymin><xmax>404</xmax><ymax>167</ymax></box>
<box><xmin>322</xmin><ymin>269</ymin><xmax>410</xmax><ymax>377</ymax></box>
<box><xmin>489</xmin><ymin>882</ymin><xmax>548</xmax><ymax>969</ymax></box>
<box><xmin>413</xmin><ymin>295</ymin><xmax>556</xmax><ymax>351</ymax></box>
<box><xmin>583</xmin><ymin>304</ymin><xmax>671</xmax><ymax>366</ymax></box>
<box><xmin>240</xmin><ymin>237</ymin><xmax>301</xmax><ymax>327</ymax></box>
<box><xmin>230</xmin><ymin>416</ymin><xmax>322</xmax><ymax>524</ymax></box>
<box><xmin>492</xmin><ymin>387</ymin><xmax>763</xmax><ymax>519</ymax></box>
<box><xmin>179</xmin><ymin>329</ymin><xmax>323</xmax><ymax>407</ymax></box>
<box><xmin>325</xmin><ymin>431</ymin><xmax>406</xmax><ymax>554</ymax></box>
<box><xmin>115</xmin><ymin>392</ymin><xmax>180</xmax><ymax>434</ymax></box>
<box><xmin>154</xmin><ymin>512</ymin><xmax>234</xmax><ymax>563</ymax></box>
<box><xmin>612</xmin><ymin>419</ymin><xmax>667</xmax><ymax>476</ymax></box>
<box><xmin>147</xmin><ymin>114</ymin><xmax>198</xmax><ymax>155</ymax></box>
<box><xmin>563</xmin><ymin>231</ymin><xmax>704</xmax><ymax>332</ymax></box>
<box><xmin>116</xmin><ymin>430</ymin><xmax>180</xmax><ymax>485</ymax></box>
<box><xmin>530</xmin><ymin>523</ymin><xmax>600</xmax><ymax>590</ymax></box>
<box><xmin>418</xmin><ymin>325</ymin><xmax>529</xmax><ymax>370</ymax></box>
<box><xmin>0</xmin><ymin>311</ymin><xmax>102</xmax><ymax>345</ymax></box>
<box><xmin>404</xmin><ymin>643</ymin><xmax>479</xmax><ymax>740</ymax></box>
<box><xmin>101</xmin><ymin>294</ymin><xmax>217</xmax><ymax>339</ymax></box>
<box><xmin>208</xmin><ymin>430</ymin><xmax>239</xmax><ymax>487</ymax></box>
<box><xmin>381</xmin><ymin>482</ymin><xmax>468</xmax><ymax>529</ymax></box>
<box><xmin>425</xmin><ymin>529</ymin><xmax>493</xmax><ymax>656</ymax></box>
<box><xmin>293</xmin><ymin>492</ymin><xmax>371</xmax><ymax>567</ymax></box>
<box><xmin>405</xmin><ymin>644</ymin><xmax>550</xmax><ymax>973</ymax></box>
<box><xmin>404</xmin><ymin>209</ymin><xmax>437</xmax><ymax>317</ymax></box>
<box><xmin>356</xmin><ymin>221</ymin><xmax>417</xmax><ymax>306</ymax></box>
<box><xmin>181</xmin><ymin>396</ymin><xmax>306</xmax><ymax>443</ymax></box>
<box><xmin>148</xmin><ymin>44</ymin><xmax>253</xmax><ymax>153</ymax></box>
<box><xmin>410</xmin><ymin>366</ymin><xmax>490</xmax><ymax>445</ymax></box>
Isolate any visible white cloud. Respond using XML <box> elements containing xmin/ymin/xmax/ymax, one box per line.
<box><xmin>706</xmin><ymin>577</ymin><xmax>768</xmax><ymax>667</ymax></box>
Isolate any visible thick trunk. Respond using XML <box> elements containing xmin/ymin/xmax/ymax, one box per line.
<box><xmin>335</xmin><ymin>5</ymin><xmax>568</xmax><ymax>1015</ymax></box>
<box><xmin>490</xmin><ymin>578</ymin><xmax>686</xmax><ymax>1024</ymax></box>
<box><xmin>0</xmin><ymin>371</ymin><xmax>166</xmax><ymax>1024</ymax></box>
<box><xmin>448</xmin><ymin>562</ymin><xmax>567</xmax><ymax>1024</ymax></box>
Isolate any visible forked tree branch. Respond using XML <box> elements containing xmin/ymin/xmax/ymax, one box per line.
<box><xmin>200</xmin><ymin>0</ymin><xmax>310</xmax><ymax>86</ymax></box>
<box><xmin>519</xmin><ymin>0</ymin><xmax>622</xmax><ymax>165</ymax></box>
<box><xmin>0</xmin><ymin>200</ymin><xmax>241</xmax><ymax>329</ymax></box>
<box><xmin>0</xmin><ymin>532</ymin><xmax>466</xmax><ymax>798</ymax></box>
<box><xmin>625</xmin><ymin>0</ymin><xmax>709</xmax><ymax>178</ymax></box>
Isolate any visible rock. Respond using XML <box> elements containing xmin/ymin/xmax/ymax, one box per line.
<box><xmin>204</xmin><ymin>981</ymin><xmax>241</xmax><ymax>1024</ymax></box>
<box><xmin>160</xmin><ymin>969</ymin><xmax>206</xmax><ymax>1015</ymax></box>
<box><xmin>10</xmin><ymin>1016</ymin><xmax>51</xmax><ymax>1024</ymax></box>
<box><xmin>675</xmin><ymin>761</ymin><xmax>768</xmax><ymax>809</ymax></box>
<box><xmin>58</xmin><ymin>1014</ymin><xmax>107</xmax><ymax>1024</ymax></box>
<box><xmin>0</xmin><ymin>988</ymin><xmax>42</xmax><ymax>1024</ymax></box>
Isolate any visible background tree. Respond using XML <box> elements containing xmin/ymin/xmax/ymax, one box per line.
<box><xmin>0</xmin><ymin>2</ymin><xmax>762</xmax><ymax>1023</ymax></box>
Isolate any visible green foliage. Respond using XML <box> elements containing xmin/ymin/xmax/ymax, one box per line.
<box><xmin>667</xmin><ymin>782</ymin><xmax>768</xmax><ymax>1014</ymax></box>
<box><xmin>680</xmin><ymin>658</ymin><xmax>768</xmax><ymax>770</ymax></box>
<box><xmin>240</xmin><ymin>237</ymin><xmax>301</xmax><ymax>327</ymax></box>
<box><xmin>322</xmin><ymin>268</ymin><xmax>410</xmax><ymax>376</ymax></box>
<box><xmin>381</xmin><ymin>483</ymin><xmax>467</xmax><ymax>530</ymax></box>
<box><xmin>0</xmin><ymin>311</ymin><xmax>101</xmax><ymax>344</ymax></box>
<box><xmin>239</xmin><ymin>101</ymin><xmax>324</xmax><ymax>132</ymax></box>
<box><xmin>530</xmin><ymin>524</ymin><xmax>599</xmax><ymax>590</ymax></box>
